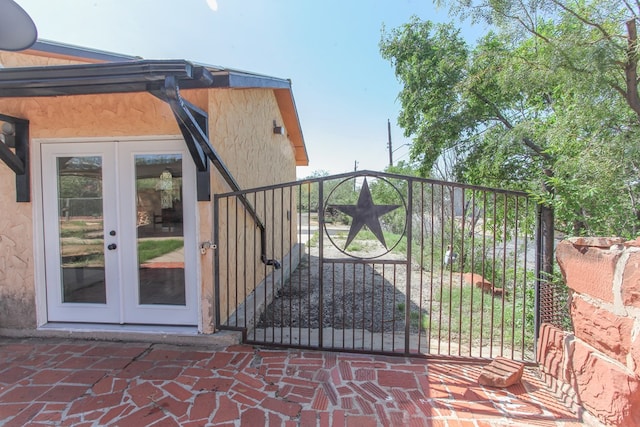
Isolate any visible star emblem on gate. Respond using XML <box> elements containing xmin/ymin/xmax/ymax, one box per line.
<box><xmin>330</xmin><ymin>178</ymin><xmax>401</xmax><ymax>250</ymax></box>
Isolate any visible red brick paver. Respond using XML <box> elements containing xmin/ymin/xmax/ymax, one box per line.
<box><xmin>0</xmin><ymin>337</ymin><xmax>583</xmax><ymax>426</ymax></box>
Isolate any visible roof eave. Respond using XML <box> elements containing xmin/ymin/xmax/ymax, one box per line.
<box><xmin>274</xmin><ymin>88</ymin><xmax>309</xmax><ymax>166</ymax></box>
<box><xmin>0</xmin><ymin>59</ymin><xmax>308</xmax><ymax>166</ymax></box>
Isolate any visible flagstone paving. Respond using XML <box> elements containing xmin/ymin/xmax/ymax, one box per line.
<box><xmin>0</xmin><ymin>337</ymin><xmax>583</xmax><ymax>426</ymax></box>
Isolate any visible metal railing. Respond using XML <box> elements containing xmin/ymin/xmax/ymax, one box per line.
<box><xmin>215</xmin><ymin>171</ymin><xmax>548</xmax><ymax>362</ymax></box>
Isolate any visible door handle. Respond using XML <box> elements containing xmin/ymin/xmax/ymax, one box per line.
<box><xmin>107</xmin><ymin>243</ymin><xmax>117</xmax><ymax>250</ymax></box>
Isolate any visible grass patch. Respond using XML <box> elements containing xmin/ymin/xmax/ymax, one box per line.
<box><xmin>138</xmin><ymin>239</ymin><xmax>184</xmax><ymax>264</ymax></box>
<box><xmin>397</xmin><ymin>303</ymin><xmax>430</xmax><ymax>331</ymax></box>
<box><xmin>307</xmin><ymin>231</ymin><xmax>320</xmax><ymax>248</ymax></box>
<box><xmin>346</xmin><ymin>241</ymin><xmax>366</xmax><ymax>251</ymax></box>
<box><xmin>428</xmin><ymin>282</ymin><xmax>534</xmax><ymax>353</ymax></box>
<box><xmin>334</xmin><ymin>229</ymin><xmax>412</xmax><ymax>255</ymax></box>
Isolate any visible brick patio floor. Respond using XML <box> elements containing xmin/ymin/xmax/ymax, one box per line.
<box><xmin>0</xmin><ymin>337</ymin><xmax>583</xmax><ymax>426</ymax></box>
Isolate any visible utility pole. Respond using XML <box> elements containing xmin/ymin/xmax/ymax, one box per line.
<box><xmin>353</xmin><ymin>160</ymin><xmax>358</xmax><ymax>191</ymax></box>
<box><xmin>387</xmin><ymin>119</ymin><xmax>393</xmax><ymax>168</ymax></box>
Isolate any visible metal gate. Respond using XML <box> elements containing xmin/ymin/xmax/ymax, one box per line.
<box><xmin>215</xmin><ymin>171</ymin><xmax>547</xmax><ymax>362</ymax></box>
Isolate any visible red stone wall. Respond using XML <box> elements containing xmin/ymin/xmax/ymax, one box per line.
<box><xmin>538</xmin><ymin>237</ymin><xmax>640</xmax><ymax>427</ymax></box>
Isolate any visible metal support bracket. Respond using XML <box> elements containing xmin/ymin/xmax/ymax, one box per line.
<box><xmin>150</xmin><ymin>77</ymin><xmax>211</xmax><ymax>201</ymax></box>
<box><xmin>0</xmin><ymin>113</ymin><xmax>29</xmax><ymax>202</ymax></box>
<box><xmin>152</xmin><ymin>77</ymin><xmax>281</xmax><ymax>270</ymax></box>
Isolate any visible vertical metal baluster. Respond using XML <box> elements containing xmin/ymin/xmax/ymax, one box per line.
<box><xmin>213</xmin><ymin>194</ymin><xmax>220</xmax><ymax>328</ymax></box>
<box><xmin>262</xmin><ymin>190</ymin><xmax>271</xmax><ymax>343</ymax></box>
<box><xmin>252</xmin><ymin>192</ymin><xmax>258</xmax><ymax>342</ymax></box>
<box><xmin>468</xmin><ymin>190</ymin><xmax>477</xmax><ymax>357</ymax></box>
<box><xmin>447</xmin><ymin>185</ymin><xmax>455</xmax><ymax>355</ymax></box>
<box><xmin>490</xmin><ymin>192</ymin><xmax>498</xmax><ymax>358</ymax></box>
<box><xmin>225</xmin><ymin>197</ymin><xmax>230</xmax><ymax>327</ymax></box>
<box><xmin>318</xmin><ymin>180</ymin><xmax>324</xmax><ymax>349</ymax></box>
<box><xmin>404</xmin><ymin>180</ymin><xmax>413</xmax><ymax>355</ymax></box>
<box><xmin>362</xmin><ymin>261</ymin><xmax>366</xmax><ymax>350</ymax></box>
<box><xmin>331</xmin><ymin>262</ymin><xmax>336</xmax><ymax>348</ymax></box>
<box><xmin>392</xmin><ymin>264</ymin><xmax>397</xmax><ymax>352</ymax></box>
<box><xmin>418</xmin><ymin>182</ymin><xmax>425</xmax><ymax>354</ymax></box>
<box><xmin>281</xmin><ymin>187</ymin><xmax>288</xmax><ymax>345</ymax></box>
<box><xmin>370</xmin><ymin>262</ymin><xmax>375</xmax><ymax>352</ymax></box>
<box><xmin>304</xmin><ymin>183</ymin><xmax>310</xmax><ymax>346</ymax></box>
<box><xmin>479</xmin><ymin>191</ymin><xmax>487</xmax><ymax>358</ymax></box>
<box><xmin>458</xmin><ymin>188</ymin><xmax>465</xmax><ymax>357</ymax></box>
<box><xmin>428</xmin><ymin>183</ymin><xmax>435</xmax><ymax>354</ymax></box>
<box><xmin>381</xmin><ymin>263</ymin><xmax>386</xmax><ymax>352</ymax></box>
<box><xmin>234</xmin><ymin>196</ymin><xmax>239</xmax><ymax>329</ymax></box>
<box><xmin>352</xmin><ymin>262</ymin><xmax>357</xmax><ymax>350</ymax></box>
<box><xmin>522</xmin><ymin>197</ymin><xmax>530</xmax><ymax>359</ymax></box>
<box><xmin>511</xmin><ymin>195</ymin><xmax>520</xmax><ymax>360</ymax></box>
<box><xmin>500</xmin><ymin>193</ymin><xmax>508</xmax><ymax>356</ymax></box>
<box><xmin>342</xmin><ymin>263</ymin><xmax>346</xmax><ymax>349</ymax></box>
<box><xmin>242</xmin><ymin>194</ymin><xmax>247</xmax><ymax>331</ymax></box>
<box><xmin>438</xmin><ymin>184</ymin><xmax>444</xmax><ymax>355</ymax></box>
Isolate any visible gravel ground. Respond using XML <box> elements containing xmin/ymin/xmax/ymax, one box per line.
<box><xmin>257</xmin><ymin>232</ymin><xmax>455</xmax><ymax>334</ymax></box>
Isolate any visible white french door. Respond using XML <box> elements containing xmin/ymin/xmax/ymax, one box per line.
<box><xmin>42</xmin><ymin>139</ymin><xmax>198</xmax><ymax>325</ymax></box>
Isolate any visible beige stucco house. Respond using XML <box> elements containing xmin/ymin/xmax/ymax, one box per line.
<box><xmin>0</xmin><ymin>40</ymin><xmax>307</xmax><ymax>340</ymax></box>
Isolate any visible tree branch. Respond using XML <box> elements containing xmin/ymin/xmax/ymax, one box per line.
<box><xmin>549</xmin><ymin>0</ymin><xmax>614</xmax><ymax>42</ymax></box>
<box><xmin>624</xmin><ymin>19</ymin><xmax>640</xmax><ymax>120</ymax></box>
<box><xmin>471</xmin><ymin>89</ymin><xmax>552</xmax><ymax>160</ymax></box>
<box><xmin>622</xmin><ymin>0</ymin><xmax>639</xmax><ymax>17</ymax></box>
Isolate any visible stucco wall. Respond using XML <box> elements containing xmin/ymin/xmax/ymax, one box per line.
<box><xmin>209</xmin><ymin>89</ymin><xmax>298</xmax><ymax>325</ymax></box>
<box><xmin>0</xmin><ymin>176</ymin><xmax>35</xmax><ymax>328</ymax></box>
<box><xmin>209</xmin><ymin>88</ymin><xmax>296</xmax><ymax>190</ymax></box>
<box><xmin>0</xmin><ymin>90</ymin><xmax>209</xmax><ymax>139</ymax></box>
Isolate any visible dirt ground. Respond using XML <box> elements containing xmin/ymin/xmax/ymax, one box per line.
<box><xmin>257</xmin><ymin>229</ymin><xmax>455</xmax><ymax>334</ymax></box>
<box><xmin>254</xmin><ymin>226</ymin><xmax>535</xmax><ymax>361</ymax></box>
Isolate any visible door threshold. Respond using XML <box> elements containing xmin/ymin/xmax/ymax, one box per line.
<box><xmin>2</xmin><ymin>323</ymin><xmax>244</xmax><ymax>347</ymax></box>
<box><xmin>40</xmin><ymin>322</ymin><xmax>199</xmax><ymax>335</ymax></box>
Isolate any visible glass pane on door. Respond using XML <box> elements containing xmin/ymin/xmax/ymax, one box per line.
<box><xmin>134</xmin><ymin>154</ymin><xmax>185</xmax><ymax>305</ymax></box>
<box><xmin>56</xmin><ymin>156</ymin><xmax>106</xmax><ymax>303</ymax></box>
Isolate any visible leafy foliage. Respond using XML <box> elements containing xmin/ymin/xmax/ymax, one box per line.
<box><xmin>297</xmin><ymin>170</ymin><xmax>358</xmax><ymax>215</ymax></box>
<box><xmin>380</xmin><ymin>2</ymin><xmax>640</xmax><ymax>238</ymax></box>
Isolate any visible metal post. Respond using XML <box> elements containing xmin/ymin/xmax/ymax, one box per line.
<box><xmin>318</xmin><ymin>179</ymin><xmax>324</xmax><ymax>348</ymax></box>
<box><xmin>213</xmin><ymin>194</ymin><xmax>220</xmax><ymax>329</ymax></box>
<box><xmin>533</xmin><ymin>203</ymin><xmax>543</xmax><ymax>351</ymax></box>
<box><xmin>404</xmin><ymin>180</ymin><xmax>413</xmax><ymax>355</ymax></box>
<box><xmin>387</xmin><ymin>119</ymin><xmax>393</xmax><ymax>168</ymax></box>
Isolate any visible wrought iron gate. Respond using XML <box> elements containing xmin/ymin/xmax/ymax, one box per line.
<box><xmin>215</xmin><ymin>171</ymin><xmax>547</xmax><ymax>362</ymax></box>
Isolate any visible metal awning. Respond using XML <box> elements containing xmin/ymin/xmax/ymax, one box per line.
<box><xmin>0</xmin><ymin>60</ymin><xmax>292</xmax><ymax>97</ymax></box>
<box><xmin>0</xmin><ymin>59</ymin><xmax>306</xmax><ymax>203</ymax></box>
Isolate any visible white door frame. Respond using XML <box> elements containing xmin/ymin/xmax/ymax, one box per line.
<box><xmin>41</xmin><ymin>142</ymin><xmax>121</xmax><ymax>322</ymax></box>
<box><xmin>34</xmin><ymin>136</ymin><xmax>201</xmax><ymax>327</ymax></box>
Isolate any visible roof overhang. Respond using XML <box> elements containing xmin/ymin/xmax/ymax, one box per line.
<box><xmin>0</xmin><ymin>59</ymin><xmax>308</xmax><ymax>166</ymax></box>
<box><xmin>0</xmin><ymin>60</ymin><xmax>283</xmax><ymax>96</ymax></box>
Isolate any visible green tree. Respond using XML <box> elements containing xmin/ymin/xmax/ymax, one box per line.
<box><xmin>437</xmin><ymin>0</ymin><xmax>640</xmax><ymax>235</ymax></box>
<box><xmin>298</xmin><ymin>170</ymin><xmax>358</xmax><ymax>218</ymax></box>
<box><xmin>380</xmin><ymin>7</ymin><xmax>640</xmax><ymax>238</ymax></box>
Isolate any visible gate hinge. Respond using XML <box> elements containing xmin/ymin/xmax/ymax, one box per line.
<box><xmin>200</xmin><ymin>241</ymin><xmax>217</xmax><ymax>255</ymax></box>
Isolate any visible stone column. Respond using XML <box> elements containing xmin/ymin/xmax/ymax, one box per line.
<box><xmin>538</xmin><ymin>237</ymin><xmax>640</xmax><ymax>427</ymax></box>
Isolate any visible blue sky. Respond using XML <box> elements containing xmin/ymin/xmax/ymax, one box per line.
<box><xmin>16</xmin><ymin>0</ymin><xmax>483</xmax><ymax>178</ymax></box>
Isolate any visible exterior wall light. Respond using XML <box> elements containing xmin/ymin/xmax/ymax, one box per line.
<box><xmin>273</xmin><ymin>120</ymin><xmax>284</xmax><ymax>135</ymax></box>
